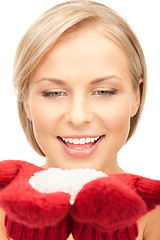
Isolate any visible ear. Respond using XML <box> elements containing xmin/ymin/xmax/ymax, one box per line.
<box><xmin>23</xmin><ymin>100</ymin><xmax>32</xmax><ymax>121</ymax></box>
<box><xmin>131</xmin><ymin>79</ymin><xmax>143</xmax><ymax>117</ymax></box>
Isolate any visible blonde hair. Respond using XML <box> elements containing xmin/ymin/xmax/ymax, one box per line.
<box><xmin>13</xmin><ymin>0</ymin><xmax>147</xmax><ymax>157</ymax></box>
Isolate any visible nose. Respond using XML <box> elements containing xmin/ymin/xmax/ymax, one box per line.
<box><xmin>64</xmin><ymin>95</ymin><xmax>94</xmax><ymax>126</ymax></box>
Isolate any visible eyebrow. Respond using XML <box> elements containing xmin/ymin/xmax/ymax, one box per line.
<box><xmin>91</xmin><ymin>75</ymin><xmax>122</xmax><ymax>84</ymax></box>
<box><xmin>35</xmin><ymin>75</ymin><xmax>122</xmax><ymax>85</ymax></box>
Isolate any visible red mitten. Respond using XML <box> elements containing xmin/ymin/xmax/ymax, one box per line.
<box><xmin>1</xmin><ymin>160</ymin><xmax>160</xmax><ymax>240</ymax></box>
<box><xmin>71</xmin><ymin>222</ymin><xmax>139</xmax><ymax>240</ymax></box>
<box><xmin>0</xmin><ymin>160</ymin><xmax>20</xmax><ymax>188</ymax></box>
<box><xmin>23</xmin><ymin>167</ymin><xmax>151</xmax><ymax>240</ymax></box>
<box><xmin>115</xmin><ymin>173</ymin><xmax>160</xmax><ymax>211</ymax></box>
<box><xmin>71</xmin><ymin>173</ymin><xmax>160</xmax><ymax>240</ymax></box>
<box><xmin>70</xmin><ymin>176</ymin><xmax>147</xmax><ymax>232</ymax></box>
<box><xmin>0</xmin><ymin>160</ymin><xmax>71</xmax><ymax>240</ymax></box>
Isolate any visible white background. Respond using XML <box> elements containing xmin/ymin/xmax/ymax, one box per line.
<box><xmin>0</xmin><ymin>0</ymin><xmax>159</xmax><ymax>179</ymax></box>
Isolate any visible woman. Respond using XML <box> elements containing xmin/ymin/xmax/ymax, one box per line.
<box><xmin>0</xmin><ymin>0</ymin><xmax>160</xmax><ymax>239</ymax></box>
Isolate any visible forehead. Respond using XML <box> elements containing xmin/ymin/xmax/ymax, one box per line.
<box><xmin>31</xmin><ymin>28</ymin><xmax>130</xmax><ymax>83</ymax></box>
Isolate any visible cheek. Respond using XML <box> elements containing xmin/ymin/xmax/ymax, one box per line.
<box><xmin>100</xmin><ymin>100</ymin><xmax>132</xmax><ymax>134</ymax></box>
<box><xmin>29</xmin><ymin>101</ymin><xmax>59</xmax><ymax>134</ymax></box>
<box><xmin>111</xmin><ymin>107</ymin><xmax>131</xmax><ymax>131</ymax></box>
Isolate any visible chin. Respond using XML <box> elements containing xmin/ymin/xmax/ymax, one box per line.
<box><xmin>54</xmin><ymin>156</ymin><xmax>104</xmax><ymax>172</ymax></box>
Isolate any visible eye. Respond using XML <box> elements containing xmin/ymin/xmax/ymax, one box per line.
<box><xmin>92</xmin><ymin>90</ymin><xmax>117</xmax><ymax>96</ymax></box>
<box><xmin>42</xmin><ymin>90</ymin><xmax>67</xmax><ymax>97</ymax></box>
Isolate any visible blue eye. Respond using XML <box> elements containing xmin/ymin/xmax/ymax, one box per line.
<box><xmin>97</xmin><ymin>91</ymin><xmax>108</xmax><ymax>95</ymax></box>
<box><xmin>93</xmin><ymin>90</ymin><xmax>117</xmax><ymax>96</ymax></box>
<box><xmin>42</xmin><ymin>91</ymin><xmax>66</xmax><ymax>97</ymax></box>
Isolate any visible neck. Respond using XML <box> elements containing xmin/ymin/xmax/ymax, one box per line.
<box><xmin>101</xmin><ymin>159</ymin><xmax>126</xmax><ymax>174</ymax></box>
<box><xmin>42</xmin><ymin>156</ymin><xmax>125</xmax><ymax>174</ymax></box>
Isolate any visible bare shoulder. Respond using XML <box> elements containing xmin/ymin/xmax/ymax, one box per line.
<box><xmin>0</xmin><ymin>208</ymin><xmax>9</xmax><ymax>239</ymax></box>
<box><xmin>143</xmin><ymin>206</ymin><xmax>160</xmax><ymax>240</ymax></box>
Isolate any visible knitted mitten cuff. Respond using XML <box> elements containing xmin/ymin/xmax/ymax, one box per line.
<box><xmin>71</xmin><ymin>221</ymin><xmax>138</xmax><ymax>240</ymax></box>
<box><xmin>5</xmin><ymin>215</ymin><xmax>71</xmax><ymax>240</ymax></box>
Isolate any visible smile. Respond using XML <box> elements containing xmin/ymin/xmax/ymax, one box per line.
<box><xmin>58</xmin><ymin>135</ymin><xmax>104</xmax><ymax>158</ymax></box>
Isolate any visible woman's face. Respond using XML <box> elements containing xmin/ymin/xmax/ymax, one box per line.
<box><xmin>25</xmin><ymin>29</ymin><xmax>140</xmax><ymax>172</ymax></box>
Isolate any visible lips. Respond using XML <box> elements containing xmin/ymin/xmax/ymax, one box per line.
<box><xmin>57</xmin><ymin>135</ymin><xmax>104</xmax><ymax>158</ymax></box>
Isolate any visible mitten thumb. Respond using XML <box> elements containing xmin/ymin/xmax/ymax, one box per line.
<box><xmin>0</xmin><ymin>160</ymin><xmax>20</xmax><ymax>188</ymax></box>
<box><xmin>135</xmin><ymin>176</ymin><xmax>160</xmax><ymax>211</ymax></box>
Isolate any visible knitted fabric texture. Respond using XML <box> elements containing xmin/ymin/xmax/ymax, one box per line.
<box><xmin>0</xmin><ymin>160</ymin><xmax>160</xmax><ymax>240</ymax></box>
<box><xmin>5</xmin><ymin>216</ymin><xmax>71</xmax><ymax>240</ymax></box>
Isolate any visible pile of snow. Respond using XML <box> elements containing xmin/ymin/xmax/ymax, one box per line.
<box><xmin>29</xmin><ymin>168</ymin><xmax>107</xmax><ymax>205</ymax></box>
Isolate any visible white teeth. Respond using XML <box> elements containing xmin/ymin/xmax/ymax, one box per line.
<box><xmin>69</xmin><ymin>138</ymin><xmax>73</xmax><ymax>143</ymax></box>
<box><xmin>73</xmin><ymin>139</ymin><xmax>79</xmax><ymax>144</ymax></box>
<box><xmin>85</xmin><ymin>137</ymin><xmax>90</xmax><ymax>143</ymax></box>
<box><xmin>79</xmin><ymin>138</ymin><xmax>85</xmax><ymax>145</ymax></box>
<box><xmin>62</xmin><ymin>136</ymin><xmax>101</xmax><ymax>145</ymax></box>
<box><xmin>91</xmin><ymin>138</ymin><xmax>94</xmax><ymax>143</ymax></box>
